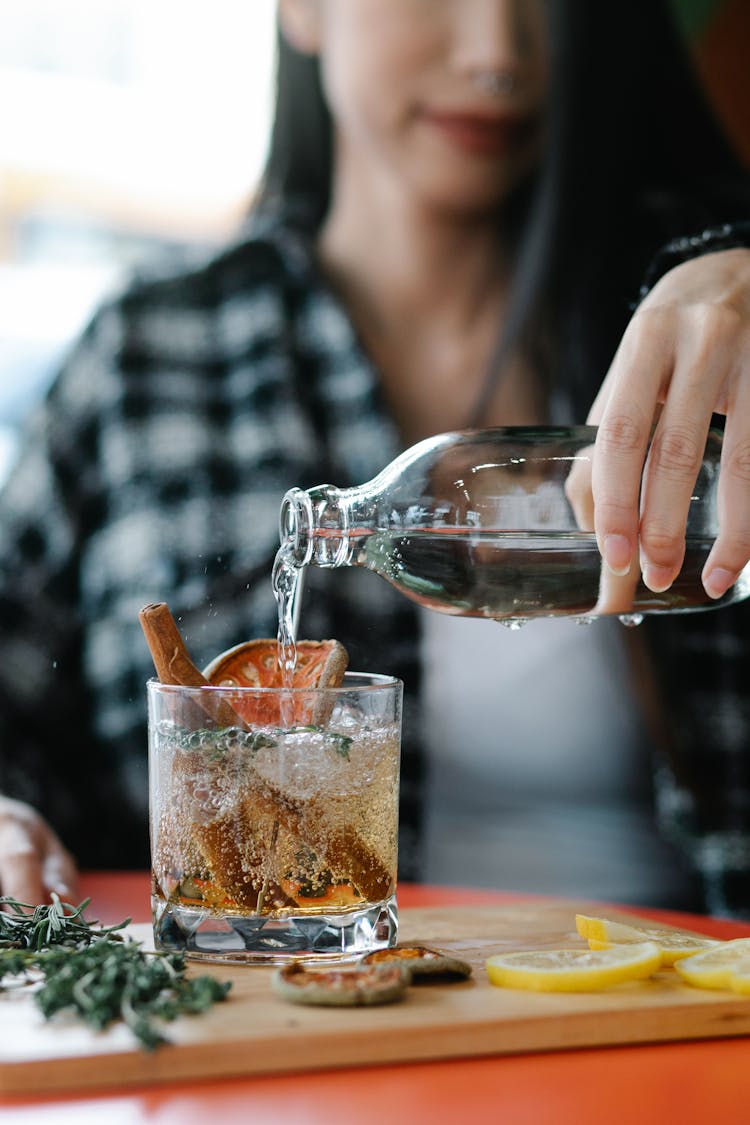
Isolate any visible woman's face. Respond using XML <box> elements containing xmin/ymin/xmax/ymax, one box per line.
<box><xmin>283</xmin><ymin>0</ymin><xmax>549</xmax><ymax>217</ymax></box>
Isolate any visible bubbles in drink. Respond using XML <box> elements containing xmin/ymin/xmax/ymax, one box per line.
<box><xmin>150</xmin><ymin>707</ymin><xmax>400</xmax><ymax>928</ymax></box>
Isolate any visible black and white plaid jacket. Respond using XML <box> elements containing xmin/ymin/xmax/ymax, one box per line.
<box><xmin>0</xmin><ymin>208</ymin><xmax>748</xmax><ymax>912</ymax></box>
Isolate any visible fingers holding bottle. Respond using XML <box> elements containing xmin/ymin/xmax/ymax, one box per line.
<box><xmin>589</xmin><ymin>250</ymin><xmax>750</xmax><ymax>602</ymax></box>
<box><xmin>701</xmin><ymin>375</ymin><xmax>750</xmax><ymax>600</ymax></box>
<box><xmin>586</xmin><ymin>310</ymin><xmax>668</xmax><ymax>585</ymax></box>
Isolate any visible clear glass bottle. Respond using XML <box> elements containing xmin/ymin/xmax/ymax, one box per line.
<box><xmin>279</xmin><ymin>425</ymin><xmax>750</xmax><ymax>624</ymax></box>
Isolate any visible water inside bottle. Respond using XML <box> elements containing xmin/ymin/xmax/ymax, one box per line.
<box><xmin>358</xmin><ymin>528</ymin><xmax>733</xmax><ymax>620</ymax></box>
<box><xmin>273</xmin><ymin>523</ymin><xmax>747</xmax><ymax>667</ymax></box>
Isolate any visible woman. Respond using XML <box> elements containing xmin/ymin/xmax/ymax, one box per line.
<box><xmin>0</xmin><ymin>0</ymin><xmax>748</xmax><ymax>912</ymax></box>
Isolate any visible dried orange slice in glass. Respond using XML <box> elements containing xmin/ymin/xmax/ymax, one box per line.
<box><xmin>203</xmin><ymin>637</ymin><xmax>348</xmax><ymax>724</ymax></box>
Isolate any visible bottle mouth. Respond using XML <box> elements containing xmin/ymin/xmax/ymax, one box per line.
<box><xmin>279</xmin><ymin>484</ymin><xmax>353</xmax><ymax>568</ymax></box>
<box><xmin>279</xmin><ymin>488</ymin><xmax>314</xmax><ymax>566</ymax></box>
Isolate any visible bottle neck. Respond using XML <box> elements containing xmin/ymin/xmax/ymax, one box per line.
<box><xmin>279</xmin><ymin>485</ymin><xmax>365</xmax><ymax>568</ymax></box>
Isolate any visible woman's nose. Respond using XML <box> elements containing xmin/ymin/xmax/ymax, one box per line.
<box><xmin>449</xmin><ymin>0</ymin><xmax>543</xmax><ymax>81</ymax></box>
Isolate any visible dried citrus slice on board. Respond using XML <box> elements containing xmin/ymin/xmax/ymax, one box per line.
<box><xmin>485</xmin><ymin>942</ymin><xmax>662</xmax><ymax>992</ymax></box>
<box><xmin>575</xmin><ymin>912</ymin><xmax>721</xmax><ymax>965</ymax></box>
<box><xmin>272</xmin><ymin>961</ymin><xmax>408</xmax><ymax>1007</ymax></box>
<box><xmin>361</xmin><ymin>944</ymin><xmax>473</xmax><ymax>982</ymax></box>
<box><xmin>203</xmin><ymin>638</ymin><xmax>348</xmax><ymax>724</ymax></box>
<box><xmin>674</xmin><ymin>938</ymin><xmax>750</xmax><ymax>990</ymax></box>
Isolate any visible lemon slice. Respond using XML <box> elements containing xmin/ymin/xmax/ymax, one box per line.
<box><xmin>674</xmin><ymin>938</ymin><xmax>750</xmax><ymax>990</ymax></box>
<box><xmin>729</xmin><ymin>968</ymin><xmax>750</xmax><ymax>996</ymax></box>
<box><xmin>486</xmin><ymin>942</ymin><xmax>662</xmax><ymax>992</ymax></box>
<box><xmin>575</xmin><ymin>913</ymin><xmax>721</xmax><ymax>965</ymax></box>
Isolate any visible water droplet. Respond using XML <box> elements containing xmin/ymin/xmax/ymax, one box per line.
<box><xmin>574</xmin><ymin>615</ymin><xmax>596</xmax><ymax>626</ymax></box>
<box><xmin>619</xmin><ymin>613</ymin><xmax>644</xmax><ymax>628</ymax></box>
<box><xmin>498</xmin><ymin>617</ymin><xmax>528</xmax><ymax>630</ymax></box>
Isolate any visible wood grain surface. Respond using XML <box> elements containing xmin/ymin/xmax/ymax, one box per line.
<box><xmin>3</xmin><ymin>900</ymin><xmax>750</xmax><ymax>1096</ymax></box>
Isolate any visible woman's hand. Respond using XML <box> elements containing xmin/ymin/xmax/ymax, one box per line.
<box><xmin>0</xmin><ymin>795</ymin><xmax>78</xmax><ymax>905</ymax></box>
<box><xmin>588</xmin><ymin>247</ymin><xmax>750</xmax><ymax>598</ymax></box>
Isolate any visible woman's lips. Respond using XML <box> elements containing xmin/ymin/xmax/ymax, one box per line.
<box><xmin>421</xmin><ymin>110</ymin><xmax>534</xmax><ymax>155</ymax></box>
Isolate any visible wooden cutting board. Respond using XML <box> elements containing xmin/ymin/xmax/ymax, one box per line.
<box><xmin>3</xmin><ymin>900</ymin><xmax>750</xmax><ymax>1096</ymax></box>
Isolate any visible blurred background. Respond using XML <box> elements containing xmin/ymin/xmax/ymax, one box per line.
<box><xmin>0</xmin><ymin>0</ymin><xmax>747</xmax><ymax>486</ymax></box>
<box><xmin>0</xmin><ymin>0</ymin><xmax>276</xmax><ymax>481</ymax></box>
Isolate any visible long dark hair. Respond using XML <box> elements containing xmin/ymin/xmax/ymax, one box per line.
<box><xmin>259</xmin><ymin>0</ymin><xmax>748</xmax><ymax>417</ymax></box>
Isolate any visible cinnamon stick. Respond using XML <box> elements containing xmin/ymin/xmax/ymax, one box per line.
<box><xmin>139</xmin><ymin>602</ymin><xmax>206</xmax><ymax>687</ymax></box>
<box><xmin>139</xmin><ymin>602</ymin><xmax>241</xmax><ymax>728</ymax></box>
<box><xmin>139</xmin><ymin>601</ymin><xmax>394</xmax><ymax>905</ymax></box>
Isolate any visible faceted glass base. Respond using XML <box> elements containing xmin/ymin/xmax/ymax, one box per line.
<box><xmin>152</xmin><ymin>893</ymin><xmax>399</xmax><ymax>964</ymax></box>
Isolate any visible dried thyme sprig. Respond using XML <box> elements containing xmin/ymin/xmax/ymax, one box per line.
<box><xmin>0</xmin><ymin>894</ymin><xmax>129</xmax><ymax>951</ymax></box>
<box><xmin>0</xmin><ymin>895</ymin><xmax>231</xmax><ymax>1049</ymax></box>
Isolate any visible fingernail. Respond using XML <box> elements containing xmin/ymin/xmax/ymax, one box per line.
<box><xmin>603</xmin><ymin>534</ymin><xmax>632</xmax><ymax>576</ymax></box>
<box><xmin>703</xmin><ymin>567</ymin><xmax>736</xmax><ymax>600</ymax></box>
<box><xmin>642</xmin><ymin>562</ymin><xmax>674</xmax><ymax>593</ymax></box>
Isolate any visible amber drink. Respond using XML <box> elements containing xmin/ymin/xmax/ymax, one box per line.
<box><xmin>149</xmin><ymin>674</ymin><xmax>401</xmax><ymax>963</ymax></box>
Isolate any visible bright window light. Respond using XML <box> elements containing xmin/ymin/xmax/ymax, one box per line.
<box><xmin>0</xmin><ymin>2</ymin><xmax>279</xmax><ymax>481</ymax></box>
<box><xmin>0</xmin><ymin>0</ymin><xmax>278</xmax><ymax>241</ymax></box>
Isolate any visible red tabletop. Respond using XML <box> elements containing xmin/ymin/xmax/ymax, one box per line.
<box><xmin>4</xmin><ymin>873</ymin><xmax>750</xmax><ymax>1125</ymax></box>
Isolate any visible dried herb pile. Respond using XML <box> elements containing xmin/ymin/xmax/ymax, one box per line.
<box><xmin>0</xmin><ymin>894</ymin><xmax>231</xmax><ymax>1049</ymax></box>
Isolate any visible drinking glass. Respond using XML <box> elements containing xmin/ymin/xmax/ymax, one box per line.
<box><xmin>148</xmin><ymin>673</ymin><xmax>402</xmax><ymax>963</ymax></box>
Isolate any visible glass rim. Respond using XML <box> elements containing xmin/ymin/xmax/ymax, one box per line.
<box><xmin>147</xmin><ymin>671</ymin><xmax>402</xmax><ymax>696</ymax></box>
